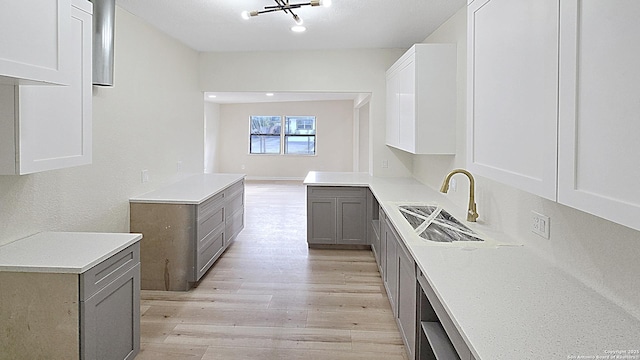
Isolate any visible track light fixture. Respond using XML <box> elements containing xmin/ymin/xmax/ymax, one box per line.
<box><xmin>242</xmin><ymin>0</ymin><xmax>331</xmax><ymax>27</ymax></box>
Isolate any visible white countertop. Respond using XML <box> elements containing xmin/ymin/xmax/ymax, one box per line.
<box><xmin>129</xmin><ymin>173</ymin><xmax>245</xmax><ymax>204</ymax></box>
<box><xmin>0</xmin><ymin>232</ymin><xmax>142</xmax><ymax>274</ymax></box>
<box><xmin>304</xmin><ymin>171</ymin><xmax>640</xmax><ymax>359</ymax></box>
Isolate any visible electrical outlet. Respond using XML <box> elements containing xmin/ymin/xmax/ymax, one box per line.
<box><xmin>382</xmin><ymin>160</ymin><xmax>389</xmax><ymax>169</ymax></box>
<box><xmin>241</xmin><ymin>164</ymin><xmax>246</xmax><ymax>170</ymax></box>
<box><xmin>449</xmin><ymin>178</ymin><xmax>457</xmax><ymax>192</ymax></box>
<box><xmin>141</xmin><ymin>170</ymin><xmax>150</xmax><ymax>183</ymax></box>
<box><xmin>531</xmin><ymin>211</ymin><xmax>550</xmax><ymax>239</ymax></box>
<box><xmin>176</xmin><ymin>161</ymin><xmax>183</xmax><ymax>172</ymax></box>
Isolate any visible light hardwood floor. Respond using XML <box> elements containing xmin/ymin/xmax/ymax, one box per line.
<box><xmin>137</xmin><ymin>181</ymin><xmax>408</xmax><ymax>360</ymax></box>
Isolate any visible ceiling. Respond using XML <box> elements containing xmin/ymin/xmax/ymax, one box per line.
<box><xmin>115</xmin><ymin>0</ymin><xmax>466</xmax><ymax>52</ymax></box>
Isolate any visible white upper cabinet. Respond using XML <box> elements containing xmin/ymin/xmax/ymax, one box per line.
<box><xmin>0</xmin><ymin>0</ymin><xmax>71</xmax><ymax>85</ymax></box>
<box><xmin>469</xmin><ymin>0</ymin><xmax>640</xmax><ymax>232</ymax></box>
<box><xmin>0</xmin><ymin>0</ymin><xmax>92</xmax><ymax>175</ymax></box>
<box><xmin>386</xmin><ymin>68</ymin><xmax>400</xmax><ymax>148</ymax></box>
<box><xmin>557</xmin><ymin>0</ymin><xmax>640</xmax><ymax>231</ymax></box>
<box><xmin>467</xmin><ymin>0</ymin><xmax>559</xmax><ymax>201</ymax></box>
<box><xmin>386</xmin><ymin>44</ymin><xmax>456</xmax><ymax>155</ymax></box>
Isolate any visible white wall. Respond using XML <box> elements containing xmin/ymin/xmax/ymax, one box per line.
<box><xmin>199</xmin><ymin>49</ymin><xmax>412</xmax><ymax>177</ymax></box>
<box><xmin>357</xmin><ymin>103</ymin><xmax>370</xmax><ymax>173</ymax></box>
<box><xmin>217</xmin><ymin>100</ymin><xmax>354</xmax><ymax>179</ymax></box>
<box><xmin>204</xmin><ymin>101</ymin><xmax>220</xmax><ymax>173</ymax></box>
<box><xmin>0</xmin><ymin>7</ymin><xmax>204</xmax><ymax>245</ymax></box>
<box><xmin>413</xmin><ymin>7</ymin><xmax>640</xmax><ymax>318</ymax></box>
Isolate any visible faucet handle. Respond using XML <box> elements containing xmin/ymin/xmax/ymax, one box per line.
<box><xmin>467</xmin><ymin>203</ymin><xmax>479</xmax><ymax>222</ymax></box>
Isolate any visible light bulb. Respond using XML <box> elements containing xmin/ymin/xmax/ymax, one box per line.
<box><xmin>241</xmin><ymin>11</ymin><xmax>250</xmax><ymax>20</ymax></box>
<box><xmin>321</xmin><ymin>0</ymin><xmax>331</xmax><ymax>7</ymax></box>
<box><xmin>293</xmin><ymin>14</ymin><xmax>303</xmax><ymax>25</ymax></box>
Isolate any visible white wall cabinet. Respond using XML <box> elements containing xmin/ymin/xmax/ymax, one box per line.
<box><xmin>0</xmin><ymin>0</ymin><xmax>92</xmax><ymax>175</ymax></box>
<box><xmin>0</xmin><ymin>0</ymin><xmax>71</xmax><ymax>85</ymax></box>
<box><xmin>386</xmin><ymin>44</ymin><xmax>456</xmax><ymax>154</ymax></box>
<box><xmin>557</xmin><ymin>0</ymin><xmax>640</xmax><ymax>232</ymax></box>
<box><xmin>467</xmin><ymin>0</ymin><xmax>559</xmax><ymax>201</ymax></box>
<box><xmin>468</xmin><ymin>0</ymin><xmax>640</xmax><ymax>232</ymax></box>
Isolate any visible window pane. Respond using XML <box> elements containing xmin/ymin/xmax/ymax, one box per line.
<box><xmin>250</xmin><ymin>116</ymin><xmax>281</xmax><ymax>154</ymax></box>
<box><xmin>251</xmin><ymin>116</ymin><xmax>281</xmax><ymax>135</ymax></box>
<box><xmin>285</xmin><ymin>116</ymin><xmax>315</xmax><ymax>135</ymax></box>
<box><xmin>285</xmin><ymin>135</ymin><xmax>315</xmax><ymax>155</ymax></box>
<box><xmin>250</xmin><ymin>135</ymin><xmax>281</xmax><ymax>154</ymax></box>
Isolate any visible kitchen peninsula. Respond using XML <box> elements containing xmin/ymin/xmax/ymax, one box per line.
<box><xmin>304</xmin><ymin>171</ymin><xmax>640</xmax><ymax>360</ymax></box>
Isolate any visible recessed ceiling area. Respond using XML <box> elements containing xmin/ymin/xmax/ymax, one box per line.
<box><xmin>115</xmin><ymin>0</ymin><xmax>466</xmax><ymax>52</ymax></box>
<box><xmin>204</xmin><ymin>92</ymin><xmax>367</xmax><ymax>104</ymax></box>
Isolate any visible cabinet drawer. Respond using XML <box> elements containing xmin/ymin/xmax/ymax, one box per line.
<box><xmin>225</xmin><ymin>191</ymin><xmax>244</xmax><ymax>220</ymax></box>
<box><xmin>198</xmin><ymin>206</ymin><xmax>224</xmax><ymax>240</ymax></box>
<box><xmin>225</xmin><ymin>180</ymin><xmax>244</xmax><ymax>199</ymax></box>
<box><xmin>307</xmin><ymin>186</ymin><xmax>366</xmax><ymax>198</ymax></box>
<box><xmin>226</xmin><ymin>209</ymin><xmax>244</xmax><ymax>242</ymax></box>
<box><xmin>81</xmin><ymin>243</ymin><xmax>140</xmax><ymax>301</ymax></box>
<box><xmin>197</xmin><ymin>229</ymin><xmax>224</xmax><ymax>279</ymax></box>
<box><xmin>199</xmin><ymin>219</ymin><xmax>224</xmax><ymax>251</ymax></box>
<box><xmin>198</xmin><ymin>192</ymin><xmax>224</xmax><ymax>219</ymax></box>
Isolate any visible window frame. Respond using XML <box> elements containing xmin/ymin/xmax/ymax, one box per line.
<box><xmin>248</xmin><ymin>115</ymin><xmax>317</xmax><ymax>156</ymax></box>
<box><xmin>249</xmin><ymin>115</ymin><xmax>283</xmax><ymax>155</ymax></box>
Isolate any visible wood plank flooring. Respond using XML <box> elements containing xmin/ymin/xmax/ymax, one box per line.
<box><xmin>137</xmin><ymin>181</ymin><xmax>408</xmax><ymax>360</ymax></box>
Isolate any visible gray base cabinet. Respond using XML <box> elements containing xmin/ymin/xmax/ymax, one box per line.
<box><xmin>381</xmin><ymin>214</ymin><xmax>417</xmax><ymax>359</ymax></box>
<box><xmin>0</xmin><ymin>243</ymin><xmax>141</xmax><ymax>360</ymax></box>
<box><xmin>307</xmin><ymin>185</ymin><xmax>467</xmax><ymax>359</ymax></box>
<box><xmin>383</xmin><ymin>217</ymin><xmax>399</xmax><ymax>313</ymax></box>
<box><xmin>397</xmin><ymin>237</ymin><xmax>417</xmax><ymax>359</ymax></box>
<box><xmin>131</xmin><ymin>179</ymin><xmax>245</xmax><ymax>291</ymax></box>
<box><xmin>81</xmin><ymin>245</ymin><xmax>141</xmax><ymax>360</ymax></box>
<box><xmin>369</xmin><ymin>191</ymin><xmax>382</xmax><ymax>265</ymax></box>
<box><xmin>307</xmin><ymin>186</ymin><xmax>367</xmax><ymax>245</ymax></box>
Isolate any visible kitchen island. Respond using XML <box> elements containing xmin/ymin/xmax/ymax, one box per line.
<box><xmin>130</xmin><ymin>173</ymin><xmax>245</xmax><ymax>291</ymax></box>
<box><xmin>304</xmin><ymin>171</ymin><xmax>640</xmax><ymax>360</ymax></box>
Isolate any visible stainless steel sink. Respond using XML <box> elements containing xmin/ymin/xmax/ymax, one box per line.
<box><xmin>398</xmin><ymin>205</ymin><xmax>483</xmax><ymax>243</ymax></box>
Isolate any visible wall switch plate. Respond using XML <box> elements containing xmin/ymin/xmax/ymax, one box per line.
<box><xmin>382</xmin><ymin>160</ymin><xmax>389</xmax><ymax>168</ymax></box>
<box><xmin>141</xmin><ymin>169</ymin><xmax>150</xmax><ymax>183</ymax></box>
<box><xmin>176</xmin><ymin>161</ymin><xmax>183</xmax><ymax>172</ymax></box>
<box><xmin>532</xmin><ymin>211</ymin><xmax>550</xmax><ymax>239</ymax></box>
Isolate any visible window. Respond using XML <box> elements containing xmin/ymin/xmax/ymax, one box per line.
<box><xmin>250</xmin><ymin>116</ymin><xmax>281</xmax><ymax>154</ymax></box>
<box><xmin>284</xmin><ymin>116</ymin><xmax>316</xmax><ymax>155</ymax></box>
<box><xmin>250</xmin><ymin>115</ymin><xmax>316</xmax><ymax>155</ymax></box>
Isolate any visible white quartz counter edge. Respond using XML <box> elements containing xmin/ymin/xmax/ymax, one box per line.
<box><xmin>129</xmin><ymin>173</ymin><xmax>245</xmax><ymax>205</ymax></box>
<box><xmin>0</xmin><ymin>232</ymin><xmax>142</xmax><ymax>274</ymax></box>
<box><xmin>304</xmin><ymin>171</ymin><xmax>640</xmax><ymax>359</ymax></box>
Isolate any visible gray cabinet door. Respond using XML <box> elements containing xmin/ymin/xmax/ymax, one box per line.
<box><xmin>384</xmin><ymin>219</ymin><xmax>399</xmax><ymax>315</ymax></box>
<box><xmin>82</xmin><ymin>264</ymin><xmax>141</xmax><ymax>360</ymax></box>
<box><xmin>380</xmin><ymin>210</ymin><xmax>388</xmax><ymax>277</ymax></box>
<box><xmin>397</xmin><ymin>242</ymin><xmax>417</xmax><ymax>359</ymax></box>
<box><xmin>307</xmin><ymin>197</ymin><xmax>337</xmax><ymax>244</ymax></box>
<box><xmin>336</xmin><ymin>197</ymin><xmax>366</xmax><ymax>245</ymax></box>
